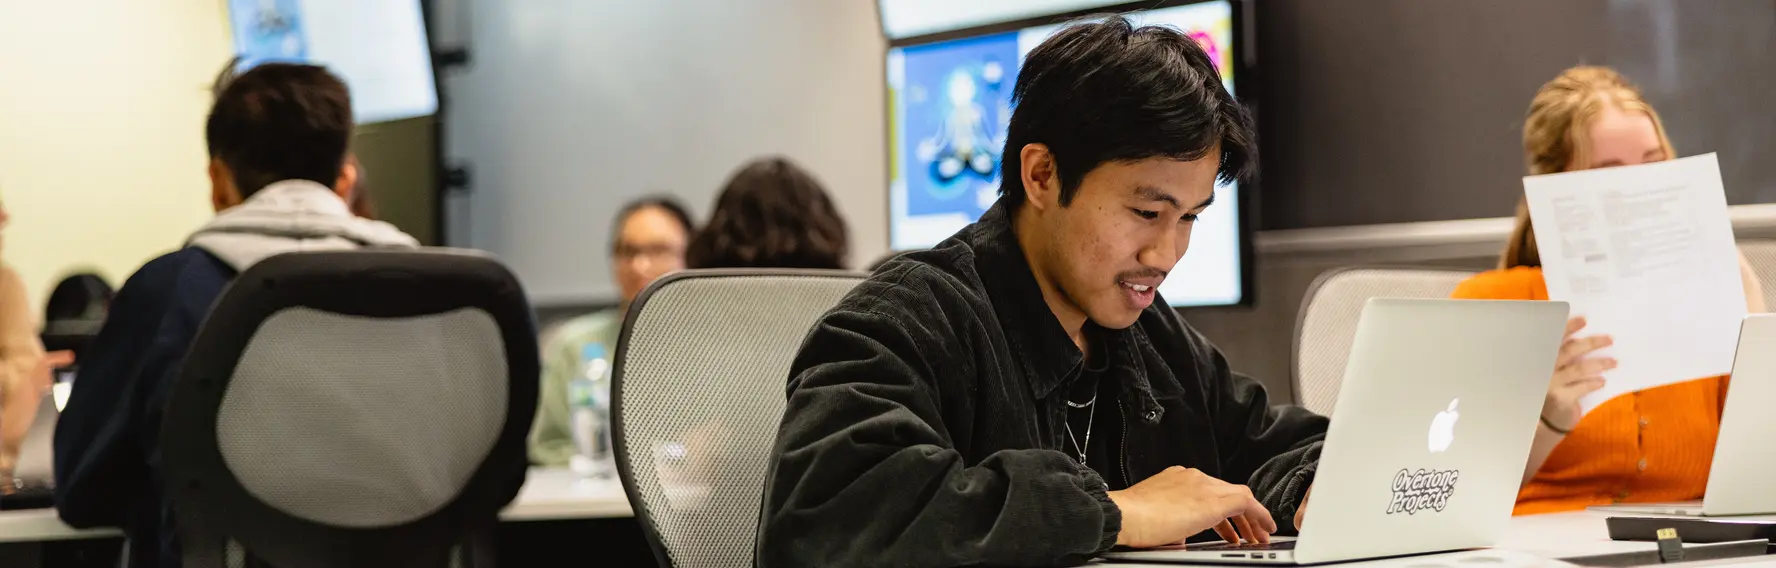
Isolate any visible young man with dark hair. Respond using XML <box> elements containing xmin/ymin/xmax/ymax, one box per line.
<box><xmin>759</xmin><ymin>17</ymin><xmax>1327</xmax><ymax>566</ymax></box>
<box><xmin>54</xmin><ymin>63</ymin><xmax>419</xmax><ymax>568</ymax></box>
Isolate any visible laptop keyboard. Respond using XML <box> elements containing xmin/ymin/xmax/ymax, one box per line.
<box><xmin>1192</xmin><ymin>540</ymin><xmax>1298</xmax><ymax>552</ymax></box>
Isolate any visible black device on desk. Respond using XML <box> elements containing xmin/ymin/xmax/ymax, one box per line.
<box><xmin>1565</xmin><ymin>538</ymin><xmax>1769</xmax><ymax>567</ymax></box>
<box><xmin>1608</xmin><ymin>516</ymin><xmax>1776</xmax><ymax>545</ymax></box>
<box><xmin>0</xmin><ymin>486</ymin><xmax>55</xmax><ymax>510</ymax></box>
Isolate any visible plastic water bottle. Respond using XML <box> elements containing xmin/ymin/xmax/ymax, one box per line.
<box><xmin>568</xmin><ymin>343</ymin><xmax>615</xmax><ymax>479</ymax></box>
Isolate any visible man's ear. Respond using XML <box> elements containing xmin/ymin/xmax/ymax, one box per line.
<box><xmin>1020</xmin><ymin>143</ymin><xmax>1061</xmax><ymax>212</ymax></box>
<box><xmin>209</xmin><ymin>159</ymin><xmax>242</xmax><ymax>212</ymax></box>
<box><xmin>334</xmin><ymin>159</ymin><xmax>359</xmax><ymax>202</ymax></box>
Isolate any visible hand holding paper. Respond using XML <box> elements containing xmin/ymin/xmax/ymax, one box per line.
<box><xmin>1540</xmin><ymin>316</ymin><xmax>1617</xmax><ymax>430</ymax></box>
<box><xmin>1523</xmin><ymin>153</ymin><xmax>1746</xmax><ymax>416</ymax></box>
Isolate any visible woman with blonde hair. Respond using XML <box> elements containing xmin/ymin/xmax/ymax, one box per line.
<box><xmin>1452</xmin><ymin>65</ymin><xmax>1765</xmax><ymax>515</ymax></box>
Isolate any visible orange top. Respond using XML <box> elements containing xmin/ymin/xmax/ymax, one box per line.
<box><xmin>1451</xmin><ymin>266</ymin><xmax>1725</xmax><ymax>515</ymax></box>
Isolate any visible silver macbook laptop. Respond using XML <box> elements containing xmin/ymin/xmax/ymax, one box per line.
<box><xmin>1592</xmin><ymin>314</ymin><xmax>1776</xmax><ymax>517</ymax></box>
<box><xmin>1104</xmin><ymin>299</ymin><xmax>1568</xmax><ymax>565</ymax></box>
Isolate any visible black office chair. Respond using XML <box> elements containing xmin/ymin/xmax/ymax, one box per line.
<box><xmin>160</xmin><ymin>250</ymin><xmax>538</xmax><ymax>568</ymax></box>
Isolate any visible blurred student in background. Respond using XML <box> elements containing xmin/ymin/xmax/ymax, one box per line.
<box><xmin>41</xmin><ymin>273</ymin><xmax>114</xmax><ymax>357</ymax></box>
<box><xmin>529</xmin><ymin>196</ymin><xmax>695</xmax><ymax>466</ymax></box>
<box><xmin>54</xmin><ymin>63</ymin><xmax>418</xmax><ymax>568</ymax></box>
<box><xmin>643</xmin><ymin>156</ymin><xmax>849</xmax><ymax>524</ymax></box>
<box><xmin>1451</xmin><ymin>65</ymin><xmax>1766</xmax><ymax>515</ymax></box>
<box><xmin>0</xmin><ymin>197</ymin><xmax>60</xmax><ymax>479</ymax></box>
<box><xmin>686</xmin><ymin>156</ymin><xmax>849</xmax><ymax>270</ymax></box>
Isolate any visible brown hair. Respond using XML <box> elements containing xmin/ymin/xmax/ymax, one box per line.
<box><xmin>686</xmin><ymin>157</ymin><xmax>849</xmax><ymax>270</ymax></box>
<box><xmin>1503</xmin><ymin>66</ymin><xmax>1674</xmax><ymax>268</ymax></box>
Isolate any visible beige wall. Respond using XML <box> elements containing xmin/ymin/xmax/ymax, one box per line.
<box><xmin>0</xmin><ymin>0</ymin><xmax>232</xmax><ymax>314</ymax></box>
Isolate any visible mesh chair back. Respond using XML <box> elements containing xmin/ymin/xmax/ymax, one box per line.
<box><xmin>1294</xmin><ymin>267</ymin><xmax>1476</xmax><ymax>415</ymax></box>
<box><xmin>1737</xmin><ymin>239</ymin><xmax>1776</xmax><ymax>305</ymax></box>
<box><xmin>612</xmin><ymin>269</ymin><xmax>865</xmax><ymax>568</ymax></box>
<box><xmin>161</xmin><ymin>250</ymin><xmax>538</xmax><ymax>568</ymax></box>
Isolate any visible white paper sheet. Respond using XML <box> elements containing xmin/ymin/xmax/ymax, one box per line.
<box><xmin>1523</xmin><ymin>153</ymin><xmax>1746</xmax><ymax>415</ymax></box>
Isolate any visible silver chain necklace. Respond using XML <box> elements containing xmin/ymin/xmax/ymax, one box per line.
<box><xmin>1066</xmin><ymin>392</ymin><xmax>1097</xmax><ymax>408</ymax></box>
<box><xmin>1065</xmin><ymin>394</ymin><xmax>1097</xmax><ymax>464</ymax></box>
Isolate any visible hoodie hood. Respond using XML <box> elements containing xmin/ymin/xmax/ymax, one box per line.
<box><xmin>188</xmin><ymin>180</ymin><xmax>420</xmax><ymax>271</ymax></box>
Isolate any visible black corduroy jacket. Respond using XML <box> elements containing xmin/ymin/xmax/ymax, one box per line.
<box><xmin>758</xmin><ymin>201</ymin><xmax>1328</xmax><ymax>567</ymax></box>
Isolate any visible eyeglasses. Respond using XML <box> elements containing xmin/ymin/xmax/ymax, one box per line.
<box><xmin>614</xmin><ymin>244</ymin><xmax>684</xmax><ymax>261</ymax></box>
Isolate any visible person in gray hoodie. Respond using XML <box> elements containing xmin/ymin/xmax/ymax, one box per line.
<box><xmin>54</xmin><ymin>62</ymin><xmax>417</xmax><ymax>568</ymax></box>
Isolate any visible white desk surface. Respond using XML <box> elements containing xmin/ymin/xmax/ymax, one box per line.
<box><xmin>1095</xmin><ymin>549</ymin><xmax>1579</xmax><ymax>568</ymax></box>
<box><xmin>1096</xmin><ymin>549</ymin><xmax>1776</xmax><ymax>568</ymax></box>
<box><xmin>1500</xmin><ymin>509</ymin><xmax>1657</xmax><ymax>558</ymax></box>
<box><xmin>1503</xmin><ymin>510</ymin><xmax>1776</xmax><ymax>558</ymax></box>
<box><xmin>1094</xmin><ymin>510</ymin><xmax>1776</xmax><ymax>567</ymax></box>
<box><xmin>1</xmin><ymin>467</ymin><xmax>632</xmax><ymax>544</ymax></box>
<box><xmin>0</xmin><ymin>509</ymin><xmax>121</xmax><ymax>544</ymax></box>
<box><xmin>499</xmin><ymin>467</ymin><xmax>634</xmax><ymax>522</ymax></box>
<box><xmin>7</xmin><ymin>482</ymin><xmax>1774</xmax><ymax>565</ymax></box>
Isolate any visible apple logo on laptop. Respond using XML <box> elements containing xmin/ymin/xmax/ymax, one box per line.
<box><xmin>1428</xmin><ymin>399</ymin><xmax>1459</xmax><ymax>453</ymax></box>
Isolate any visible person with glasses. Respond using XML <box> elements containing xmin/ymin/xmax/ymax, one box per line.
<box><xmin>529</xmin><ymin>196</ymin><xmax>696</xmax><ymax>466</ymax></box>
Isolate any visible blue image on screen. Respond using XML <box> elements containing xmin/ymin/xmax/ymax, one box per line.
<box><xmin>899</xmin><ymin>32</ymin><xmax>1018</xmax><ymax>219</ymax></box>
<box><xmin>230</xmin><ymin>0</ymin><xmax>308</xmax><ymax>68</ymax></box>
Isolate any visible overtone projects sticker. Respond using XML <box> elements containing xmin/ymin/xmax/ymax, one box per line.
<box><xmin>1386</xmin><ymin>468</ymin><xmax>1459</xmax><ymax>515</ymax></box>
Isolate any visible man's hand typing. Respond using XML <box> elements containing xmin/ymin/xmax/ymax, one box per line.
<box><xmin>1108</xmin><ymin>466</ymin><xmax>1277</xmax><ymax>548</ymax></box>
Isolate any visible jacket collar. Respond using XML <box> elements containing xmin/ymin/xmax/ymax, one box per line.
<box><xmin>965</xmin><ymin>200</ymin><xmax>1162</xmax><ymax>419</ymax></box>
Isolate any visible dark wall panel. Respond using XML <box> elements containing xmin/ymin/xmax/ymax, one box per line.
<box><xmin>1610</xmin><ymin>1</ymin><xmax>1776</xmax><ymax>208</ymax></box>
<box><xmin>1255</xmin><ymin>0</ymin><xmax>1776</xmax><ymax>230</ymax></box>
<box><xmin>354</xmin><ymin>116</ymin><xmax>439</xmax><ymax>245</ymax></box>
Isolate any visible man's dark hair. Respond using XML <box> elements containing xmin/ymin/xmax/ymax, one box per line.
<box><xmin>999</xmin><ymin>16</ymin><xmax>1256</xmax><ymax>208</ymax></box>
<box><xmin>205</xmin><ymin>63</ymin><xmax>354</xmax><ymax>197</ymax></box>
<box><xmin>609</xmin><ymin>195</ymin><xmax>697</xmax><ymax>253</ymax></box>
<box><xmin>686</xmin><ymin>157</ymin><xmax>849</xmax><ymax>270</ymax></box>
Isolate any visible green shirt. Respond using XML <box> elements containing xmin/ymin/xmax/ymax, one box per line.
<box><xmin>529</xmin><ymin>308</ymin><xmax>623</xmax><ymax>466</ymax></box>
